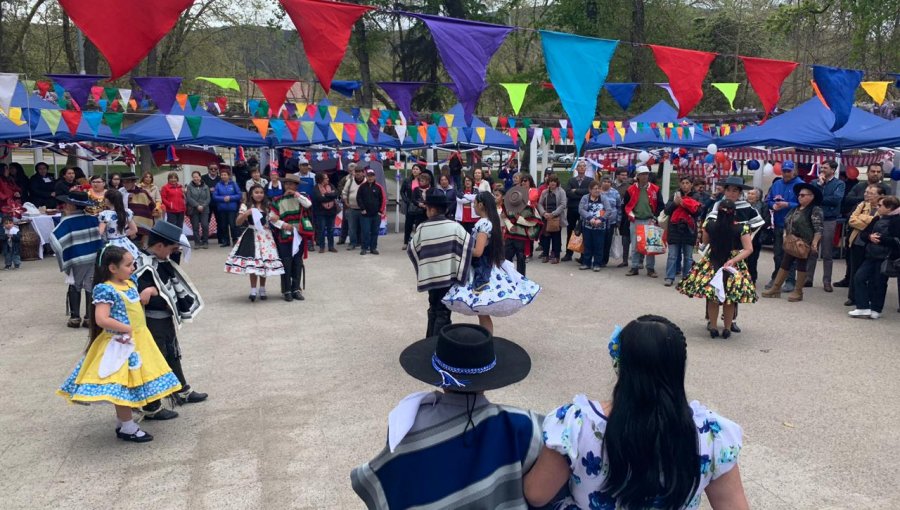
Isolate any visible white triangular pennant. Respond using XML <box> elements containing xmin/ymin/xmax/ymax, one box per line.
<box><xmin>688</xmin><ymin>125</ymin><xmax>696</xmax><ymax>139</ymax></box>
<box><xmin>559</xmin><ymin>119</ymin><xmax>568</xmax><ymax>130</ymax></box>
<box><xmin>165</xmin><ymin>114</ymin><xmax>185</xmax><ymax>140</ymax></box>
<box><xmin>629</xmin><ymin>122</ymin><xmax>638</xmax><ymax>133</ymax></box>
<box><xmin>118</xmin><ymin>88</ymin><xmax>132</xmax><ymax>108</ymax></box>
<box><xmin>0</xmin><ymin>73</ymin><xmax>18</xmax><ymax>114</ymax></box>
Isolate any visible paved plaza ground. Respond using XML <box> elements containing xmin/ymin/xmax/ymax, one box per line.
<box><xmin>1</xmin><ymin>232</ymin><xmax>899</xmax><ymax>509</ymax></box>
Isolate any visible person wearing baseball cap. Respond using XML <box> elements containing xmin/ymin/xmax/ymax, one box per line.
<box><xmin>764</xmin><ymin>160</ymin><xmax>803</xmax><ymax>293</ymax></box>
<box><xmin>356</xmin><ymin>168</ymin><xmax>386</xmax><ymax>255</ymax></box>
<box><xmin>624</xmin><ymin>165</ymin><xmax>665</xmax><ymax>278</ymax></box>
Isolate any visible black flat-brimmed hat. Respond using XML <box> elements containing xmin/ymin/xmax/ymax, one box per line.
<box><xmin>119</xmin><ymin>172</ymin><xmax>138</xmax><ymax>181</ymax></box>
<box><xmin>57</xmin><ymin>191</ymin><xmax>93</xmax><ymax>208</ymax></box>
<box><xmin>505</xmin><ymin>185</ymin><xmax>528</xmax><ymax>216</ymax></box>
<box><xmin>400</xmin><ymin>324</ymin><xmax>531</xmax><ymax>393</ymax></box>
<box><xmin>721</xmin><ymin>176</ymin><xmax>752</xmax><ymax>191</ymax></box>
<box><xmin>149</xmin><ymin>220</ymin><xmax>190</xmax><ymax>248</ymax></box>
<box><xmin>793</xmin><ymin>182</ymin><xmax>823</xmax><ymax>206</ymax></box>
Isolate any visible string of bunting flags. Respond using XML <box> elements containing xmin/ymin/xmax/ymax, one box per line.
<box><xmin>30</xmin><ymin>0</ymin><xmax>896</xmax><ymax>155</ymax></box>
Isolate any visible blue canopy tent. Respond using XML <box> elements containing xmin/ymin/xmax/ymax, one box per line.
<box><xmin>717</xmin><ymin>98</ymin><xmax>889</xmax><ymax>150</ymax></box>
<box><xmin>840</xmin><ymin>118</ymin><xmax>900</xmax><ymax>149</ymax></box>
<box><xmin>585</xmin><ymin>101</ymin><xmax>715</xmax><ymax>150</ymax></box>
<box><xmin>0</xmin><ymin>84</ymin><xmax>57</xmax><ymax>141</ymax></box>
<box><xmin>266</xmin><ymin>99</ymin><xmax>399</xmax><ymax>148</ymax></box>
<box><xmin>121</xmin><ymin>104</ymin><xmax>268</xmax><ymax>147</ymax></box>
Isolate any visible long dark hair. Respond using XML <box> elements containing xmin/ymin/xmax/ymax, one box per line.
<box><xmin>104</xmin><ymin>189</ymin><xmax>128</xmax><ymax>233</ymax></box>
<box><xmin>604</xmin><ymin>315</ymin><xmax>700</xmax><ymax>508</ymax></box>
<box><xmin>706</xmin><ymin>199</ymin><xmax>740</xmax><ymax>269</ymax></box>
<box><xmin>245</xmin><ymin>184</ymin><xmax>270</xmax><ymax>211</ymax></box>
<box><xmin>474</xmin><ymin>191</ymin><xmax>504</xmax><ymax>268</ymax></box>
<box><xmin>87</xmin><ymin>245</ymin><xmax>130</xmax><ymax>349</ymax></box>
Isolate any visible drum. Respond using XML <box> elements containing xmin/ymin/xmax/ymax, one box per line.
<box><xmin>18</xmin><ymin>221</ymin><xmax>41</xmax><ymax>261</ymax></box>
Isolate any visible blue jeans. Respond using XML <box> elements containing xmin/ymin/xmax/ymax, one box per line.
<box><xmin>666</xmin><ymin>243</ymin><xmax>693</xmax><ymax>281</ymax></box>
<box><xmin>581</xmin><ymin>228</ymin><xmax>606</xmax><ymax>268</ymax></box>
<box><xmin>316</xmin><ymin>213</ymin><xmax>336</xmax><ymax>249</ymax></box>
<box><xmin>629</xmin><ymin>218</ymin><xmax>656</xmax><ymax>270</ymax></box>
<box><xmin>345</xmin><ymin>208</ymin><xmax>361</xmax><ymax>246</ymax></box>
<box><xmin>853</xmin><ymin>258</ymin><xmax>888</xmax><ymax>312</ymax></box>
<box><xmin>359</xmin><ymin>213</ymin><xmax>380</xmax><ymax>250</ymax></box>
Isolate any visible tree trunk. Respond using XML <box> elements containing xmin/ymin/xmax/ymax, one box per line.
<box><xmin>630</xmin><ymin>0</ymin><xmax>645</xmax><ymax>84</ymax></box>
<box><xmin>84</xmin><ymin>39</ymin><xmax>100</xmax><ymax>75</ymax></box>
<box><xmin>145</xmin><ymin>47</ymin><xmax>158</xmax><ymax>76</ymax></box>
<box><xmin>352</xmin><ymin>19</ymin><xmax>374</xmax><ymax>108</ymax></box>
<box><xmin>61</xmin><ymin>14</ymin><xmax>78</xmax><ymax>73</ymax></box>
<box><xmin>138</xmin><ymin>146</ymin><xmax>156</xmax><ymax>172</ymax></box>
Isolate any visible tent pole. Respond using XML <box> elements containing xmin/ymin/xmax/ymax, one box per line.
<box><xmin>396</xmin><ymin>156</ymin><xmax>405</xmax><ymax>234</ymax></box>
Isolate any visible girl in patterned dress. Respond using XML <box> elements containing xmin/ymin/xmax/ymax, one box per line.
<box><xmin>58</xmin><ymin>245</ymin><xmax>182</xmax><ymax>443</ymax></box>
<box><xmin>98</xmin><ymin>189</ymin><xmax>140</xmax><ymax>259</ymax></box>
<box><xmin>524</xmin><ymin>316</ymin><xmax>748</xmax><ymax>510</ymax></box>
<box><xmin>442</xmin><ymin>192</ymin><xmax>540</xmax><ymax>334</ymax></box>
<box><xmin>224</xmin><ymin>184</ymin><xmax>285</xmax><ymax>301</ymax></box>
<box><xmin>677</xmin><ymin>199</ymin><xmax>756</xmax><ymax>338</ymax></box>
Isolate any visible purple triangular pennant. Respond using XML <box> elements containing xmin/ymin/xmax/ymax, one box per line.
<box><xmin>403</xmin><ymin>13</ymin><xmax>513</xmax><ymax>124</ymax></box>
<box><xmin>377</xmin><ymin>82</ymin><xmax>426</xmax><ymax>123</ymax></box>
<box><xmin>133</xmin><ymin>76</ymin><xmax>183</xmax><ymax>114</ymax></box>
<box><xmin>46</xmin><ymin>74</ymin><xmax>107</xmax><ymax>109</ymax></box>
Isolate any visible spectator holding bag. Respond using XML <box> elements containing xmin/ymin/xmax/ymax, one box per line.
<box><xmin>624</xmin><ymin>165</ymin><xmax>664</xmax><ymax>278</ymax></box>
<box><xmin>537</xmin><ymin>174</ymin><xmax>567</xmax><ymax>264</ymax></box>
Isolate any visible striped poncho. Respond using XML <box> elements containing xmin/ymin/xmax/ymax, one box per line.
<box><xmin>407</xmin><ymin>217</ymin><xmax>474</xmax><ymax>292</ymax></box>
<box><xmin>351</xmin><ymin>397</ymin><xmax>543</xmax><ymax>510</ymax></box>
<box><xmin>50</xmin><ymin>213</ymin><xmax>102</xmax><ymax>272</ymax></box>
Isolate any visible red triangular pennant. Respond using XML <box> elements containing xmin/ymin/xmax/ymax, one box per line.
<box><xmin>58</xmin><ymin>0</ymin><xmax>193</xmax><ymax>79</ymax></box>
<box><xmin>278</xmin><ymin>0</ymin><xmax>376</xmax><ymax>93</ymax></box>
<box><xmin>285</xmin><ymin>120</ymin><xmax>300</xmax><ymax>140</ymax></box>
<box><xmin>739</xmin><ymin>56</ymin><xmax>798</xmax><ymax>121</ymax></box>
<box><xmin>251</xmin><ymin>79</ymin><xmax>296</xmax><ymax>115</ymax></box>
<box><xmin>61</xmin><ymin>110</ymin><xmax>82</xmax><ymax>136</ymax></box>
<box><xmin>344</xmin><ymin>122</ymin><xmax>357</xmax><ymax>143</ymax></box>
<box><xmin>649</xmin><ymin>45</ymin><xmax>716</xmax><ymax>117</ymax></box>
<box><xmin>438</xmin><ymin>126</ymin><xmax>449</xmax><ymax>143</ymax></box>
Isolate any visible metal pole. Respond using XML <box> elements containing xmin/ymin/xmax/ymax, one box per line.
<box><xmin>77</xmin><ymin>29</ymin><xmax>86</xmax><ymax>75</ymax></box>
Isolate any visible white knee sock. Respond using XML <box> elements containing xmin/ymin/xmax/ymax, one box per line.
<box><xmin>250</xmin><ymin>287</ymin><xmax>258</xmax><ymax>296</ymax></box>
<box><xmin>259</xmin><ymin>287</ymin><xmax>266</xmax><ymax>296</ymax></box>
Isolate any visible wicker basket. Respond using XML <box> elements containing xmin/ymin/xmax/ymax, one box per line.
<box><xmin>18</xmin><ymin>221</ymin><xmax>41</xmax><ymax>261</ymax></box>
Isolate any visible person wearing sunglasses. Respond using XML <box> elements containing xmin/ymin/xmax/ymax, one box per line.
<box><xmin>762</xmin><ymin>183</ymin><xmax>824</xmax><ymax>302</ymax></box>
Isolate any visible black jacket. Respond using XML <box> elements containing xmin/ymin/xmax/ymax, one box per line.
<box><xmin>566</xmin><ymin>175</ymin><xmax>592</xmax><ymax>209</ymax></box>
<box><xmin>357</xmin><ymin>181</ymin><xmax>385</xmax><ymax>216</ymax></box>
<box><xmin>29</xmin><ymin>173</ymin><xmax>57</xmax><ymax>208</ymax></box>
<box><xmin>861</xmin><ymin>213</ymin><xmax>900</xmax><ymax>260</ymax></box>
<box><xmin>54</xmin><ymin>178</ymin><xmax>77</xmax><ymax>204</ymax></box>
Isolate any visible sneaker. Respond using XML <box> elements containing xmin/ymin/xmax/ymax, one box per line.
<box><xmin>143</xmin><ymin>408</ymin><xmax>179</xmax><ymax>420</ymax></box>
<box><xmin>592</xmin><ymin>266</ymin><xmax>601</xmax><ymax>272</ymax></box>
<box><xmin>870</xmin><ymin>311</ymin><xmax>881</xmax><ymax>319</ymax></box>
<box><xmin>579</xmin><ymin>265</ymin><xmax>591</xmax><ymax>270</ymax></box>
<box><xmin>848</xmin><ymin>309</ymin><xmax>872</xmax><ymax>318</ymax></box>
<box><xmin>625</xmin><ymin>268</ymin><xmax>639</xmax><ymax>276</ymax></box>
<box><xmin>370</xmin><ymin>249</ymin><xmax>380</xmax><ymax>255</ymax></box>
<box><xmin>647</xmin><ymin>271</ymin><xmax>658</xmax><ymax>278</ymax></box>
<box><xmin>664</xmin><ymin>279</ymin><xmax>674</xmax><ymax>287</ymax></box>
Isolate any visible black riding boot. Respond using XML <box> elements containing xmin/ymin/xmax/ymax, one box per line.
<box><xmin>426</xmin><ymin>310</ymin><xmax>437</xmax><ymax>338</ymax></box>
<box><xmin>432</xmin><ymin>310</ymin><xmax>452</xmax><ymax>335</ymax></box>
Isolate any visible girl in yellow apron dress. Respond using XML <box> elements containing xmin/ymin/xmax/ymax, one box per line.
<box><xmin>58</xmin><ymin>245</ymin><xmax>182</xmax><ymax>443</ymax></box>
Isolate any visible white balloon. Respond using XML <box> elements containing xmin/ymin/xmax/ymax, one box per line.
<box><xmin>638</xmin><ymin>150</ymin><xmax>650</xmax><ymax>163</ymax></box>
<box><xmin>883</xmin><ymin>159</ymin><xmax>894</xmax><ymax>173</ymax></box>
<box><xmin>763</xmin><ymin>163</ymin><xmax>774</xmax><ymax>176</ymax></box>
<box><xmin>706</xmin><ymin>143</ymin><xmax>718</xmax><ymax>155</ymax></box>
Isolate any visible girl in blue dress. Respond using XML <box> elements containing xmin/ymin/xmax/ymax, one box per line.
<box><xmin>443</xmin><ymin>192</ymin><xmax>540</xmax><ymax>333</ymax></box>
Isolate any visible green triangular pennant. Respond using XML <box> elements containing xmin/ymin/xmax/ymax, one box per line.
<box><xmin>449</xmin><ymin>127</ymin><xmax>458</xmax><ymax>142</ymax></box>
<box><xmin>257</xmin><ymin>100</ymin><xmax>269</xmax><ymax>117</ymax></box>
<box><xmin>187</xmin><ymin>94</ymin><xmax>202</xmax><ymax>111</ymax></box>
<box><xmin>489</xmin><ymin>116</ymin><xmax>498</xmax><ymax>129</ymax></box>
<box><xmin>318</xmin><ymin>105</ymin><xmax>328</xmax><ymax>119</ymax></box>
<box><xmin>360</xmin><ymin>108</ymin><xmax>370</xmax><ymax>122</ymax></box>
<box><xmin>711</xmin><ymin>83</ymin><xmax>740</xmax><ymax>110</ymax></box>
<box><xmin>407</xmin><ymin>125</ymin><xmax>418</xmax><ymax>142</ymax></box>
<box><xmin>522</xmin><ymin>118</ymin><xmax>532</xmax><ymax>128</ymax></box>
<box><xmin>186</xmin><ymin>116</ymin><xmax>202</xmax><ymax>138</ymax></box>
<box><xmin>431</xmin><ymin>112</ymin><xmax>441</xmax><ymax>125</ymax></box>
<box><xmin>518</xmin><ymin>128</ymin><xmax>526</xmax><ymax>142</ymax></box>
<box><xmin>104</xmin><ymin>86</ymin><xmax>119</xmax><ymax>102</ymax></box>
<box><xmin>301</xmin><ymin>121</ymin><xmax>315</xmax><ymax>140</ymax></box>
<box><xmin>543</xmin><ymin>127</ymin><xmax>552</xmax><ymax>142</ymax></box>
<box><xmin>41</xmin><ymin>109</ymin><xmax>62</xmax><ymax>135</ymax></box>
<box><xmin>57</xmin><ymin>97</ymin><xmax>69</xmax><ymax>109</ymax></box>
<box><xmin>103</xmin><ymin>112</ymin><xmax>124</xmax><ymax>135</ymax></box>
<box><xmin>357</xmin><ymin>122</ymin><xmax>369</xmax><ymax>141</ymax></box>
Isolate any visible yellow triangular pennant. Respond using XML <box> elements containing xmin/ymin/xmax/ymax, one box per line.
<box><xmin>860</xmin><ymin>81</ymin><xmax>891</xmax><ymax>105</ymax></box>
<box><xmin>476</xmin><ymin>127</ymin><xmax>486</xmax><ymax>143</ymax></box>
<box><xmin>444</xmin><ymin>113</ymin><xmax>455</xmax><ymax>126</ymax></box>
<box><xmin>295</xmin><ymin>102</ymin><xmax>308</xmax><ymax>117</ymax></box>
<box><xmin>327</xmin><ymin>105</ymin><xmax>339</xmax><ymax>120</ymax></box>
<box><xmin>7</xmin><ymin>107</ymin><xmax>25</xmax><ymax>126</ymax></box>
<box><xmin>331</xmin><ymin>122</ymin><xmax>344</xmax><ymax>141</ymax></box>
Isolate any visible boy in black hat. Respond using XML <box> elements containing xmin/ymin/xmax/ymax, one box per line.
<box><xmin>407</xmin><ymin>188</ymin><xmax>474</xmax><ymax>337</ymax></box>
<box><xmin>352</xmin><ymin>324</ymin><xmax>542</xmax><ymax>509</ymax></box>
<box><xmin>50</xmin><ymin>191</ymin><xmax>103</xmax><ymax>328</ymax></box>
<box><xmin>136</xmin><ymin>220</ymin><xmax>207</xmax><ymax>419</ymax></box>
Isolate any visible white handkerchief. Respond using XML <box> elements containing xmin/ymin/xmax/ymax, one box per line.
<box><xmin>98</xmin><ymin>336</ymin><xmax>134</xmax><ymax>378</ymax></box>
<box><xmin>251</xmin><ymin>208</ymin><xmax>264</xmax><ymax>232</ymax></box>
<box><xmin>710</xmin><ymin>266</ymin><xmax>738</xmax><ymax>304</ymax></box>
<box><xmin>291</xmin><ymin>227</ymin><xmax>302</xmax><ymax>256</ymax></box>
<box><xmin>501</xmin><ymin>260</ymin><xmax>524</xmax><ymax>285</ymax></box>
<box><xmin>388</xmin><ymin>391</ymin><xmax>437</xmax><ymax>452</ymax></box>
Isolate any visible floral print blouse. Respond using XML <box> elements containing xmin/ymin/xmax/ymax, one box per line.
<box><xmin>543</xmin><ymin>394</ymin><xmax>742</xmax><ymax>509</ymax></box>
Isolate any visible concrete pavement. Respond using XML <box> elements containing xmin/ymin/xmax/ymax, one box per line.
<box><xmin>1</xmin><ymin>233</ymin><xmax>898</xmax><ymax>509</ymax></box>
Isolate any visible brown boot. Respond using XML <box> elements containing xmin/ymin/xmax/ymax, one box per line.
<box><xmin>788</xmin><ymin>271</ymin><xmax>807</xmax><ymax>302</ymax></box>
<box><xmin>762</xmin><ymin>269</ymin><xmax>789</xmax><ymax>298</ymax></box>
